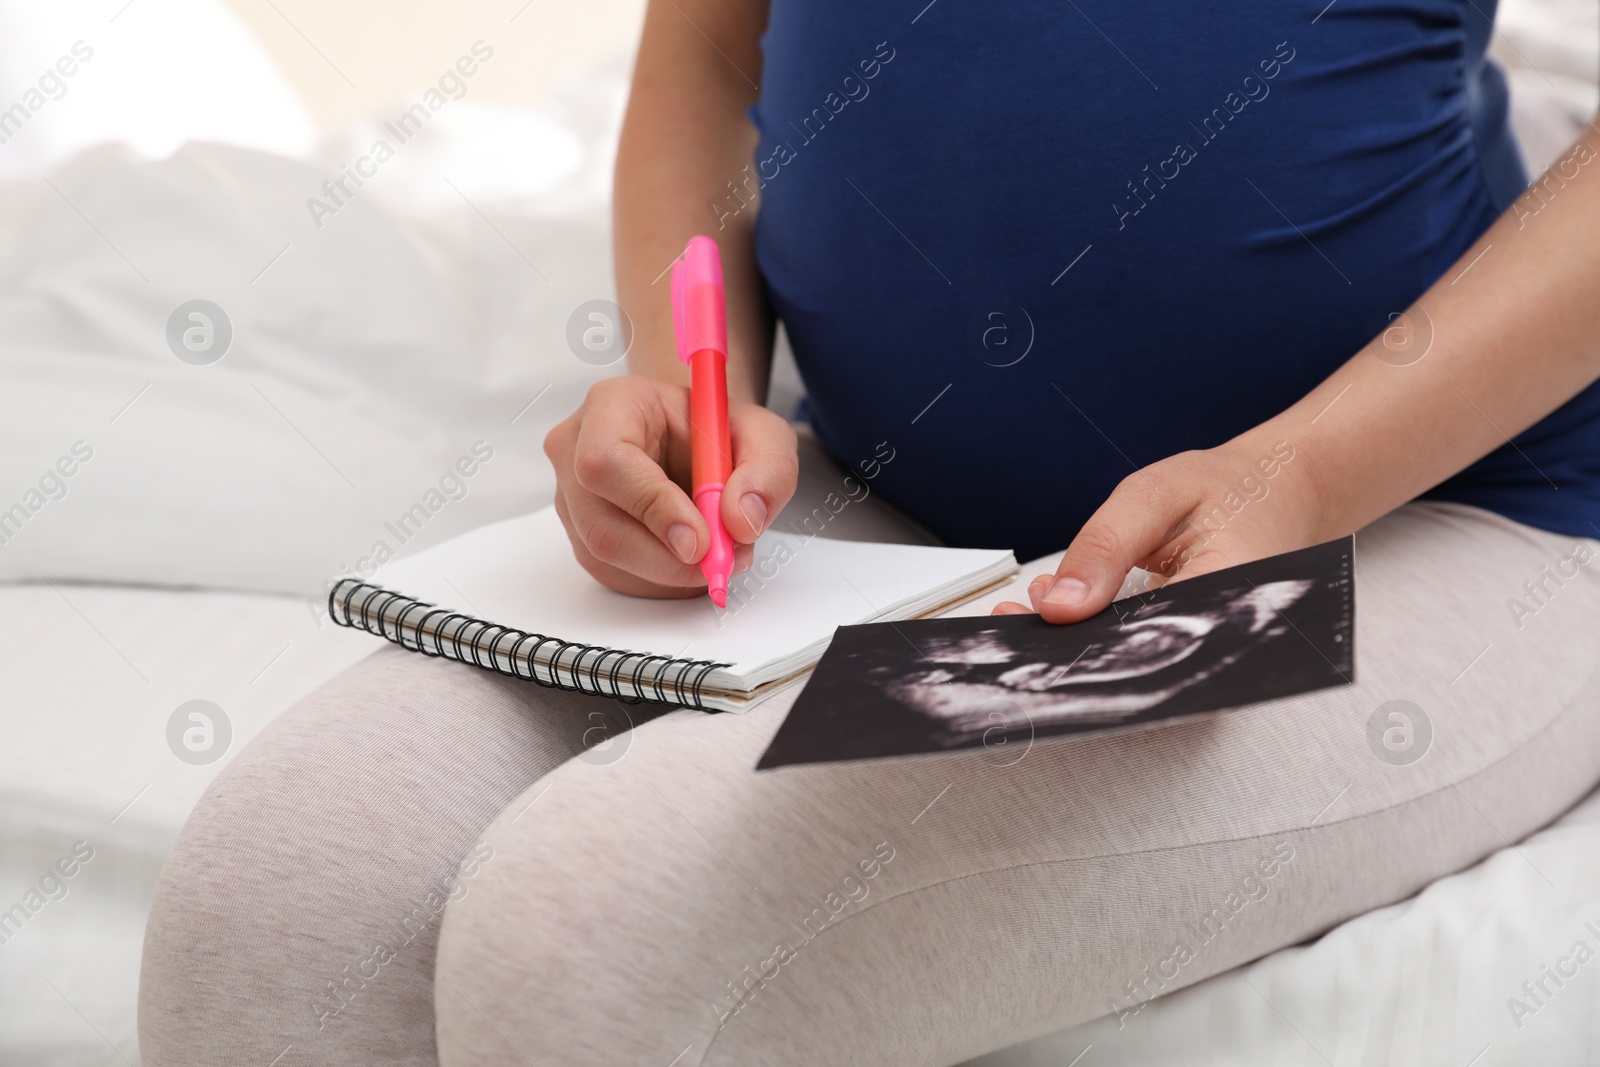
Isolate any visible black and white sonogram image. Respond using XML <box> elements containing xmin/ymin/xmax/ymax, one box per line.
<box><xmin>758</xmin><ymin>538</ymin><xmax>1354</xmax><ymax>770</ymax></box>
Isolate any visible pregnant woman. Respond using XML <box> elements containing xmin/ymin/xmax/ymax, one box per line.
<box><xmin>140</xmin><ymin>1</ymin><xmax>1600</xmax><ymax>1064</ymax></box>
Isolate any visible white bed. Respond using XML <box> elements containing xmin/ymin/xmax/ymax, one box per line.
<box><xmin>1</xmin><ymin>0</ymin><xmax>1596</xmax><ymax>1063</ymax></box>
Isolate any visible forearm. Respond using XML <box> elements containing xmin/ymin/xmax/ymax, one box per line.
<box><xmin>614</xmin><ymin>0</ymin><xmax>773</xmax><ymax>404</ymax></box>
<box><xmin>1246</xmin><ymin>119</ymin><xmax>1600</xmax><ymax>538</ymax></box>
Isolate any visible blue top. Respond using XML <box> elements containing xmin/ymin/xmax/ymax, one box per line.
<box><xmin>750</xmin><ymin>0</ymin><xmax>1600</xmax><ymax>560</ymax></box>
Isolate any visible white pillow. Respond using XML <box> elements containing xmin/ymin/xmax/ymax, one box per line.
<box><xmin>0</xmin><ymin>140</ymin><xmax>618</xmax><ymax>599</ymax></box>
<box><xmin>1490</xmin><ymin>0</ymin><xmax>1600</xmax><ymax>174</ymax></box>
<box><xmin>0</xmin><ymin>0</ymin><xmax>318</xmax><ymax>179</ymax></box>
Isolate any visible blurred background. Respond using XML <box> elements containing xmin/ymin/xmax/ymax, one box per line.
<box><xmin>0</xmin><ymin>1</ymin><xmax>1595</xmax><ymax>1064</ymax></box>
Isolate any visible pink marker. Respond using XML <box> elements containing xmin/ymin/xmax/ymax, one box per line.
<box><xmin>671</xmin><ymin>236</ymin><xmax>736</xmax><ymax>607</ymax></box>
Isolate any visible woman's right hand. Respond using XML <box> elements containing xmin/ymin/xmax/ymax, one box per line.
<box><xmin>544</xmin><ymin>375</ymin><xmax>799</xmax><ymax>598</ymax></box>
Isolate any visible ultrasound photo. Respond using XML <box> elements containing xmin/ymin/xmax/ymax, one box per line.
<box><xmin>757</xmin><ymin>537</ymin><xmax>1354</xmax><ymax>770</ymax></box>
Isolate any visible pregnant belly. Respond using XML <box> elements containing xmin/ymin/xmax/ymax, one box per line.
<box><xmin>752</xmin><ymin>0</ymin><xmax>1509</xmax><ymax>554</ymax></box>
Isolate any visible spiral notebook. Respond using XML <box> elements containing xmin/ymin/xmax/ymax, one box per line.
<box><xmin>329</xmin><ymin>506</ymin><xmax>1018</xmax><ymax>712</ymax></box>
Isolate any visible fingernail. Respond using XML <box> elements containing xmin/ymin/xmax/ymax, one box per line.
<box><xmin>1028</xmin><ymin>575</ymin><xmax>1055</xmax><ymax>611</ymax></box>
<box><xmin>667</xmin><ymin>523</ymin><xmax>697</xmax><ymax>563</ymax></box>
<box><xmin>740</xmin><ymin>493</ymin><xmax>768</xmax><ymax>536</ymax></box>
<box><xmin>1041</xmin><ymin>577</ymin><xmax>1090</xmax><ymax>610</ymax></box>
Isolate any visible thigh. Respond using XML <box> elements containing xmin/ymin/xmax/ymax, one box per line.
<box><xmin>433</xmin><ymin>503</ymin><xmax>1600</xmax><ymax>1066</ymax></box>
<box><xmin>137</xmin><ymin>645</ymin><xmax>655</xmax><ymax>1067</ymax></box>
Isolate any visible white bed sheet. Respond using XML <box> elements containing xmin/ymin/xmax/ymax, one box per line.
<box><xmin>0</xmin><ymin>584</ymin><xmax>373</xmax><ymax>1066</ymax></box>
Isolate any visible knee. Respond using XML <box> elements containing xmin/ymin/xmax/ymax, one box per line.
<box><xmin>136</xmin><ymin>715</ymin><xmax>318</xmax><ymax>1065</ymax></box>
<box><xmin>137</xmin><ymin>654</ymin><xmax>410</xmax><ymax>1063</ymax></box>
<box><xmin>432</xmin><ymin>756</ymin><xmax>732</xmax><ymax>1065</ymax></box>
<box><xmin>139</xmin><ymin>649</ymin><xmax>572</xmax><ymax>1065</ymax></box>
<box><xmin>432</xmin><ymin>707</ymin><xmax>924</xmax><ymax>1066</ymax></box>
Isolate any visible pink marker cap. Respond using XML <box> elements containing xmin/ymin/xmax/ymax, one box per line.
<box><xmin>670</xmin><ymin>235</ymin><xmax>727</xmax><ymax>366</ymax></box>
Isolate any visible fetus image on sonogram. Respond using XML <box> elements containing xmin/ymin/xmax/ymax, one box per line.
<box><xmin>882</xmin><ymin>580</ymin><xmax>1316</xmax><ymax>743</ymax></box>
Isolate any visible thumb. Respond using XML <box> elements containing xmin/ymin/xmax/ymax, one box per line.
<box><xmin>1036</xmin><ymin>476</ymin><xmax>1189</xmax><ymax>624</ymax></box>
<box><xmin>721</xmin><ymin>404</ymin><xmax>799</xmax><ymax>543</ymax></box>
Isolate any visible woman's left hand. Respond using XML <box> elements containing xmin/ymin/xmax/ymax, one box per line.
<box><xmin>1002</xmin><ymin>117</ymin><xmax>1600</xmax><ymax>627</ymax></box>
<box><xmin>993</xmin><ymin>435</ymin><xmax>1326</xmax><ymax>623</ymax></box>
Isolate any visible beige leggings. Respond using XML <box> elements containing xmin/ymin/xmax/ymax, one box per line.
<box><xmin>138</xmin><ymin>496</ymin><xmax>1600</xmax><ymax>1066</ymax></box>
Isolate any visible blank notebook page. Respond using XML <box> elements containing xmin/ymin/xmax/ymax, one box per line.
<box><xmin>372</xmin><ymin>507</ymin><xmax>1016</xmax><ymax>699</ymax></box>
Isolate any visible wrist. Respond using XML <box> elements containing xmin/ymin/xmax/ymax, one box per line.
<box><xmin>1218</xmin><ymin>423</ymin><xmax>1334</xmax><ymax>546</ymax></box>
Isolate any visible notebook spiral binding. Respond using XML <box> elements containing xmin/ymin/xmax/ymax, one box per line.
<box><xmin>328</xmin><ymin>579</ymin><xmax>730</xmax><ymax>710</ymax></box>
